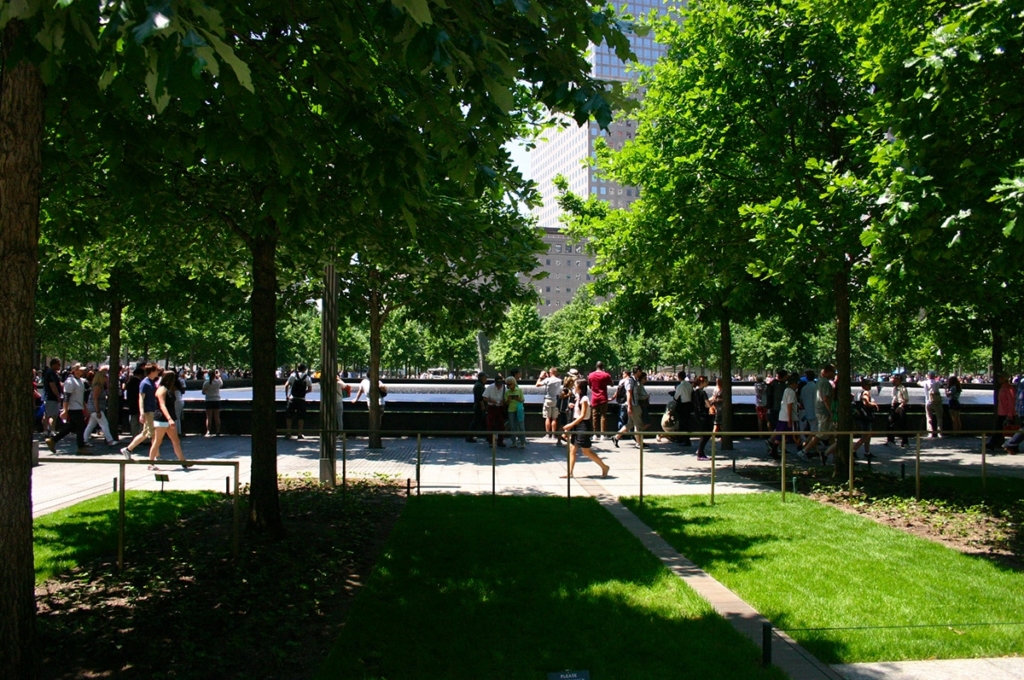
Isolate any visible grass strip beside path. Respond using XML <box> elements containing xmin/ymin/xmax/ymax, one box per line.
<box><xmin>319</xmin><ymin>495</ymin><xmax>787</xmax><ymax>680</ymax></box>
<box><xmin>34</xmin><ymin>490</ymin><xmax>222</xmax><ymax>583</ymax></box>
<box><xmin>624</xmin><ymin>493</ymin><xmax>1024</xmax><ymax>664</ymax></box>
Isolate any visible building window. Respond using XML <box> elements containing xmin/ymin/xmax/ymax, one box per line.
<box><xmin>546</xmin><ymin>259</ymin><xmax>551</xmax><ymax>265</ymax></box>
<box><xmin>586</xmin><ymin>260</ymin><xmax>591</xmax><ymax>267</ymax></box>
<box><xmin>600</xmin><ymin>187</ymin><xmax>606</xmax><ymax>195</ymax></box>
<box><xmin>545</xmin><ymin>286</ymin><xmax>551</xmax><ymax>292</ymax></box>
<box><xmin>556</xmin><ymin>244</ymin><xmax>562</xmax><ymax>253</ymax></box>
<box><xmin>566</xmin><ymin>287</ymin><xmax>572</xmax><ymax>294</ymax></box>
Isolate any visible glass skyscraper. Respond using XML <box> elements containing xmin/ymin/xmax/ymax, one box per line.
<box><xmin>529</xmin><ymin>1</ymin><xmax>670</xmax><ymax>314</ymax></box>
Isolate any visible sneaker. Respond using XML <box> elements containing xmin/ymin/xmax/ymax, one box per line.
<box><xmin>697</xmin><ymin>454</ymin><xmax>709</xmax><ymax>461</ymax></box>
<box><xmin>45</xmin><ymin>438</ymin><xmax>55</xmax><ymax>453</ymax></box>
<box><xmin>121</xmin><ymin>447</ymin><xmax>132</xmax><ymax>460</ymax></box>
<box><xmin>79</xmin><ymin>442</ymin><xmax>92</xmax><ymax>449</ymax></box>
<box><xmin>147</xmin><ymin>464</ymin><xmax>160</xmax><ymax>471</ymax></box>
<box><xmin>204</xmin><ymin>433</ymin><xmax>214</xmax><ymax>438</ymax></box>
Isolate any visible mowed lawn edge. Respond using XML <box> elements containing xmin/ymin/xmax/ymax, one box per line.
<box><xmin>34</xmin><ymin>490</ymin><xmax>223</xmax><ymax>584</ymax></box>
<box><xmin>624</xmin><ymin>492</ymin><xmax>1024</xmax><ymax>664</ymax></box>
<box><xmin>317</xmin><ymin>495</ymin><xmax>788</xmax><ymax>680</ymax></box>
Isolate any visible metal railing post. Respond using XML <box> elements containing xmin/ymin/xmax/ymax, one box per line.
<box><xmin>118</xmin><ymin>461</ymin><xmax>126</xmax><ymax>572</ymax></box>
<box><xmin>915</xmin><ymin>433</ymin><xmax>922</xmax><ymax>501</ymax></box>
<box><xmin>232</xmin><ymin>462</ymin><xmax>240</xmax><ymax>558</ymax></box>
<box><xmin>781</xmin><ymin>431</ymin><xmax>787</xmax><ymax>503</ymax></box>
<box><xmin>762</xmin><ymin>622</ymin><xmax>772</xmax><ymax>667</ymax></box>
<box><xmin>982</xmin><ymin>435</ymin><xmax>988</xmax><ymax>494</ymax></box>
<box><xmin>416</xmin><ymin>434</ymin><xmax>421</xmax><ymax>497</ymax></box>
<box><xmin>566</xmin><ymin>437</ymin><xmax>571</xmax><ymax>507</ymax></box>
<box><xmin>848</xmin><ymin>433</ymin><xmax>855</xmax><ymax>493</ymax></box>
<box><xmin>342</xmin><ymin>433</ymin><xmax>347</xmax><ymax>498</ymax></box>
<box><xmin>710</xmin><ymin>432</ymin><xmax>716</xmax><ymax>506</ymax></box>
<box><xmin>639</xmin><ymin>434</ymin><xmax>644</xmax><ymax>506</ymax></box>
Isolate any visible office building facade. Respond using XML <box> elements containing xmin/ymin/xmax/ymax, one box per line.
<box><xmin>528</xmin><ymin>0</ymin><xmax>669</xmax><ymax>315</ymax></box>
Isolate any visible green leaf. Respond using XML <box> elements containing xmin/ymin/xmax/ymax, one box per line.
<box><xmin>1003</xmin><ymin>218</ymin><xmax>1017</xmax><ymax>238</ymax></box>
<box><xmin>205</xmin><ymin>31</ymin><xmax>254</xmax><ymax>93</ymax></box>
<box><xmin>392</xmin><ymin>0</ymin><xmax>433</xmax><ymax>26</ymax></box>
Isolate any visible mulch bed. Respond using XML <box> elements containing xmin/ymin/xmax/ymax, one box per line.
<box><xmin>37</xmin><ymin>477</ymin><xmax>405</xmax><ymax>679</ymax></box>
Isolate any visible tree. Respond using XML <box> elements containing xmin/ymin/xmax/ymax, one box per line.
<box><xmin>338</xmin><ymin>194</ymin><xmax>544</xmax><ymax>447</ymax></box>
<box><xmin>543</xmin><ymin>289</ymin><xmax>615</xmax><ymax>370</ymax></box>
<box><xmin>487</xmin><ymin>303</ymin><xmax>549</xmax><ymax>373</ymax></box>
<box><xmin>858</xmin><ymin>0</ymin><xmax>1024</xmax><ymax>381</ymax></box>
<box><xmin>1</xmin><ymin>3</ymin><xmax>249</xmax><ymax>671</ymax></box>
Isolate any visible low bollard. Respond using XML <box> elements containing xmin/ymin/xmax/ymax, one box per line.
<box><xmin>113</xmin><ymin>477</ymin><xmax>117</xmax><ymax>493</ymax></box>
<box><xmin>762</xmin><ymin>622</ymin><xmax>772</xmax><ymax>667</ymax></box>
<box><xmin>406</xmin><ymin>478</ymin><xmax>411</xmax><ymax>497</ymax></box>
<box><xmin>225</xmin><ymin>476</ymin><xmax>230</xmax><ymax>496</ymax></box>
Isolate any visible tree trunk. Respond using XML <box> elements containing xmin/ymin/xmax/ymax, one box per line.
<box><xmin>367</xmin><ymin>282</ymin><xmax>384</xmax><ymax>449</ymax></box>
<box><xmin>247</xmin><ymin>232</ymin><xmax>283</xmax><ymax>536</ymax></box>
<box><xmin>108</xmin><ymin>297</ymin><xmax>122</xmax><ymax>435</ymax></box>
<box><xmin>0</xmin><ymin>19</ymin><xmax>44</xmax><ymax>678</ymax></box>
<box><xmin>992</xmin><ymin>325</ymin><xmax>1004</xmax><ymax>413</ymax></box>
<box><xmin>833</xmin><ymin>267</ymin><xmax>852</xmax><ymax>480</ymax></box>
<box><xmin>719</xmin><ymin>314</ymin><xmax>733</xmax><ymax>450</ymax></box>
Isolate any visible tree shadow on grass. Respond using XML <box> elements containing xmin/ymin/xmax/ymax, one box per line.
<box><xmin>37</xmin><ymin>480</ymin><xmax>405</xmax><ymax>679</ymax></box>
<box><xmin>33</xmin><ymin>491</ymin><xmax>222</xmax><ymax>582</ymax></box>
<box><xmin>317</xmin><ymin>495</ymin><xmax>790</xmax><ymax>680</ymax></box>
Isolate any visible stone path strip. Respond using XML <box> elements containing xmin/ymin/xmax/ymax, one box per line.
<box><xmin>576</xmin><ymin>476</ymin><xmax>844</xmax><ymax>680</ymax></box>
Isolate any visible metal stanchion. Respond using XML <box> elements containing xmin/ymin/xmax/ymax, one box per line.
<box><xmin>781</xmin><ymin>431</ymin><xmax>787</xmax><ymax>503</ymax></box>
<box><xmin>225</xmin><ymin>476</ymin><xmax>230</xmax><ymax>496</ymax></box>
<box><xmin>915</xmin><ymin>433</ymin><xmax>922</xmax><ymax>501</ymax></box>
<box><xmin>639</xmin><ymin>434</ymin><xmax>644</xmax><ymax>506</ymax></box>
<box><xmin>113</xmin><ymin>477</ymin><xmax>117</xmax><ymax>493</ymax></box>
<box><xmin>848</xmin><ymin>434</ymin><xmax>855</xmax><ymax>493</ymax></box>
<box><xmin>710</xmin><ymin>432</ymin><xmax>716</xmax><ymax>506</ymax></box>
<box><xmin>342</xmin><ymin>433</ymin><xmax>347</xmax><ymax>498</ymax></box>
<box><xmin>566</xmin><ymin>436</ymin><xmax>571</xmax><ymax>507</ymax></box>
<box><xmin>232</xmin><ymin>462</ymin><xmax>240</xmax><ymax>558</ymax></box>
<box><xmin>416</xmin><ymin>434</ymin><xmax>421</xmax><ymax>497</ymax></box>
<box><xmin>982</xmin><ymin>434</ymin><xmax>987</xmax><ymax>494</ymax></box>
<box><xmin>118</xmin><ymin>462</ymin><xmax>126</xmax><ymax>572</ymax></box>
<box><xmin>762</xmin><ymin>622</ymin><xmax>772</xmax><ymax>667</ymax></box>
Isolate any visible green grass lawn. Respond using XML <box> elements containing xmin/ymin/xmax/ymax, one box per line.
<box><xmin>34</xmin><ymin>490</ymin><xmax>223</xmax><ymax>583</ymax></box>
<box><xmin>624</xmin><ymin>493</ymin><xmax>1024</xmax><ymax>663</ymax></box>
<box><xmin>318</xmin><ymin>495</ymin><xmax>787</xmax><ymax>680</ymax></box>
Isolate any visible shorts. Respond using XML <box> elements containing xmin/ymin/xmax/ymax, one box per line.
<box><xmin>542</xmin><ymin>399</ymin><xmax>559</xmax><ymax>420</ymax></box>
<box><xmin>287</xmin><ymin>399</ymin><xmax>307</xmax><ymax>419</ymax></box>
<box><xmin>140</xmin><ymin>412</ymin><xmax>155</xmax><ymax>439</ymax></box>
<box><xmin>949</xmin><ymin>399</ymin><xmax>961</xmax><ymax>411</ymax></box>
<box><xmin>592</xmin><ymin>402</ymin><xmax>608</xmax><ymax>419</ymax></box>
<box><xmin>816</xmin><ymin>413</ymin><xmax>835</xmax><ymax>435</ymax></box>
<box><xmin>45</xmin><ymin>401</ymin><xmax>60</xmax><ymax>417</ymax></box>
<box><xmin>154</xmin><ymin>416</ymin><xmax>172</xmax><ymax>429</ymax></box>
<box><xmin>205</xmin><ymin>400</ymin><xmax>222</xmax><ymax>410</ymax></box>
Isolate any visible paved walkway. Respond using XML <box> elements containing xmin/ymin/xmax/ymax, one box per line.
<box><xmin>31</xmin><ymin>430</ymin><xmax>1023</xmax><ymax>679</ymax></box>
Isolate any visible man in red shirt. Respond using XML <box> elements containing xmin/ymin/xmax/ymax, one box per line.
<box><xmin>588</xmin><ymin>361</ymin><xmax>613</xmax><ymax>440</ymax></box>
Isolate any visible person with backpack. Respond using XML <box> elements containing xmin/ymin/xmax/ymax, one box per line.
<box><xmin>284</xmin><ymin>363</ymin><xmax>313</xmax><ymax>439</ymax></box>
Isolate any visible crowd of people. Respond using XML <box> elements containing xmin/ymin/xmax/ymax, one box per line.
<box><xmin>33</xmin><ymin>360</ymin><xmax>235</xmax><ymax>469</ymax></box>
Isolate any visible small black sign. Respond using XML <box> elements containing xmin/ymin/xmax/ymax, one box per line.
<box><xmin>548</xmin><ymin>672</ymin><xmax>590</xmax><ymax>680</ymax></box>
